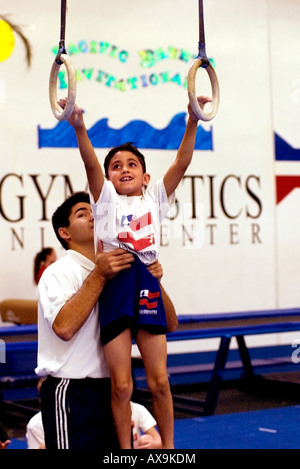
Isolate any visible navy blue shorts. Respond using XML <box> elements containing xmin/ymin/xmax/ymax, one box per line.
<box><xmin>98</xmin><ymin>255</ymin><xmax>167</xmax><ymax>345</ymax></box>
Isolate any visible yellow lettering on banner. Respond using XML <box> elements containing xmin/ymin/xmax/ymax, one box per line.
<box><xmin>138</xmin><ymin>46</ymin><xmax>193</xmax><ymax>68</ymax></box>
<box><xmin>53</xmin><ymin>41</ymin><xmax>130</xmax><ymax>63</ymax></box>
<box><xmin>58</xmin><ymin>69</ymin><xmax>188</xmax><ymax>91</ymax></box>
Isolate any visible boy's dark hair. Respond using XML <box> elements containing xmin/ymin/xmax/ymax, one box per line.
<box><xmin>52</xmin><ymin>191</ymin><xmax>90</xmax><ymax>250</ymax></box>
<box><xmin>104</xmin><ymin>142</ymin><xmax>146</xmax><ymax>178</ymax></box>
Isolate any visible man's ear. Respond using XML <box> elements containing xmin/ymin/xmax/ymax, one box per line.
<box><xmin>58</xmin><ymin>227</ymin><xmax>71</xmax><ymax>242</ymax></box>
<box><xmin>143</xmin><ymin>173</ymin><xmax>151</xmax><ymax>186</ymax></box>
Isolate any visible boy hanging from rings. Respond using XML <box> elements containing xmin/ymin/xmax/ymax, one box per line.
<box><xmin>59</xmin><ymin>95</ymin><xmax>210</xmax><ymax>449</ymax></box>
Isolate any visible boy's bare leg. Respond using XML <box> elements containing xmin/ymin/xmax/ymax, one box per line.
<box><xmin>136</xmin><ymin>330</ymin><xmax>174</xmax><ymax>449</ymax></box>
<box><xmin>104</xmin><ymin>328</ymin><xmax>133</xmax><ymax>449</ymax></box>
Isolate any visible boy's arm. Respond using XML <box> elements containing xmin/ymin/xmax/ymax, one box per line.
<box><xmin>163</xmin><ymin>96</ymin><xmax>211</xmax><ymax>198</ymax></box>
<box><xmin>58</xmin><ymin>99</ymin><xmax>105</xmax><ymax>202</ymax></box>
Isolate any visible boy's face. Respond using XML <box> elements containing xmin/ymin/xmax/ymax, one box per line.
<box><xmin>107</xmin><ymin>151</ymin><xmax>150</xmax><ymax>196</ymax></box>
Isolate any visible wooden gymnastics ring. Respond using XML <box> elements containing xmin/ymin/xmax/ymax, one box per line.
<box><xmin>187</xmin><ymin>57</ymin><xmax>220</xmax><ymax>122</ymax></box>
<box><xmin>49</xmin><ymin>53</ymin><xmax>76</xmax><ymax>121</ymax></box>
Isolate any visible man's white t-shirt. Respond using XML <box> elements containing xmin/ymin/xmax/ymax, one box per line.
<box><xmin>35</xmin><ymin>250</ymin><xmax>109</xmax><ymax>379</ymax></box>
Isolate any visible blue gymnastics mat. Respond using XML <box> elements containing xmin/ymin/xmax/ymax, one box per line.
<box><xmin>8</xmin><ymin>437</ymin><xmax>27</xmax><ymax>449</ymax></box>
<box><xmin>174</xmin><ymin>405</ymin><xmax>300</xmax><ymax>449</ymax></box>
<box><xmin>7</xmin><ymin>406</ymin><xmax>300</xmax><ymax>450</ymax></box>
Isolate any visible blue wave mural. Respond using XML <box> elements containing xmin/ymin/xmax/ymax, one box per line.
<box><xmin>275</xmin><ymin>133</ymin><xmax>300</xmax><ymax>161</ymax></box>
<box><xmin>38</xmin><ymin>113</ymin><xmax>213</xmax><ymax>151</ymax></box>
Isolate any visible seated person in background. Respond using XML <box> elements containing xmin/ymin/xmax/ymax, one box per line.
<box><xmin>26</xmin><ymin>378</ymin><xmax>46</xmax><ymax>449</ymax></box>
<box><xmin>26</xmin><ymin>401</ymin><xmax>161</xmax><ymax>450</ymax></box>
<box><xmin>33</xmin><ymin>247</ymin><xmax>57</xmax><ymax>285</ymax></box>
<box><xmin>131</xmin><ymin>401</ymin><xmax>162</xmax><ymax>449</ymax></box>
<box><xmin>26</xmin><ymin>411</ymin><xmax>45</xmax><ymax>450</ymax></box>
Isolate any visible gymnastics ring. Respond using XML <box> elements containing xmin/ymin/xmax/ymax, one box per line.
<box><xmin>187</xmin><ymin>57</ymin><xmax>220</xmax><ymax>122</ymax></box>
<box><xmin>49</xmin><ymin>53</ymin><xmax>76</xmax><ymax>121</ymax></box>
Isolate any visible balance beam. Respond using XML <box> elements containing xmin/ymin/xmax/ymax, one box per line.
<box><xmin>134</xmin><ymin>308</ymin><xmax>300</xmax><ymax>415</ymax></box>
<box><xmin>2</xmin><ymin>309</ymin><xmax>300</xmax><ymax>416</ymax></box>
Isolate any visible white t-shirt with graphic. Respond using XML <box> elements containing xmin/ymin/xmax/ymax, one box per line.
<box><xmin>90</xmin><ymin>177</ymin><xmax>175</xmax><ymax>265</ymax></box>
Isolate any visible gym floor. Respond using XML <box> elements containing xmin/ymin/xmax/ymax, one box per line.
<box><xmin>2</xmin><ymin>371</ymin><xmax>300</xmax><ymax>449</ymax></box>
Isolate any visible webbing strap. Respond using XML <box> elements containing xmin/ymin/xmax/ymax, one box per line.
<box><xmin>56</xmin><ymin>0</ymin><xmax>68</xmax><ymax>64</ymax></box>
<box><xmin>198</xmin><ymin>0</ymin><xmax>209</xmax><ymax>66</ymax></box>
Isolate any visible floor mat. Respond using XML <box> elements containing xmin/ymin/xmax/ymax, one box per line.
<box><xmin>174</xmin><ymin>405</ymin><xmax>300</xmax><ymax>449</ymax></box>
<box><xmin>7</xmin><ymin>437</ymin><xmax>27</xmax><ymax>449</ymax></box>
<box><xmin>7</xmin><ymin>406</ymin><xmax>300</xmax><ymax>450</ymax></box>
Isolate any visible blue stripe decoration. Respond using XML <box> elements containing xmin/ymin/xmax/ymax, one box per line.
<box><xmin>275</xmin><ymin>133</ymin><xmax>300</xmax><ymax>161</ymax></box>
<box><xmin>38</xmin><ymin>113</ymin><xmax>213</xmax><ymax>150</ymax></box>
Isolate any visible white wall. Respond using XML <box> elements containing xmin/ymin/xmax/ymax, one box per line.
<box><xmin>0</xmin><ymin>1</ymin><xmax>300</xmax><ymax>338</ymax></box>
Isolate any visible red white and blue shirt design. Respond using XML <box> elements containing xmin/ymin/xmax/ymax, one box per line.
<box><xmin>91</xmin><ymin>177</ymin><xmax>175</xmax><ymax>265</ymax></box>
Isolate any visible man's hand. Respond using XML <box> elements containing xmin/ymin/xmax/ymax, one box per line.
<box><xmin>53</xmin><ymin>241</ymin><xmax>133</xmax><ymax>341</ymax></box>
<box><xmin>147</xmin><ymin>260</ymin><xmax>163</xmax><ymax>282</ymax></box>
<box><xmin>94</xmin><ymin>240</ymin><xmax>134</xmax><ymax>280</ymax></box>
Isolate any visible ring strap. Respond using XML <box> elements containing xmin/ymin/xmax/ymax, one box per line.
<box><xmin>198</xmin><ymin>0</ymin><xmax>209</xmax><ymax>66</ymax></box>
<box><xmin>56</xmin><ymin>0</ymin><xmax>68</xmax><ymax>65</ymax></box>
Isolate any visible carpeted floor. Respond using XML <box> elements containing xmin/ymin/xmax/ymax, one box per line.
<box><xmin>174</xmin><ymin>405</ymin><xmax>300</xmax><ymax>449</ymax></box>
<box><xmin>3</xmin><ymin>375</ymin><xmax>300</xmax><ymax>450</ymax></box>
<box><xmin>6</xmin><ymin>405</ymin><xmax>300</xmax><ymax>450</ymax></box>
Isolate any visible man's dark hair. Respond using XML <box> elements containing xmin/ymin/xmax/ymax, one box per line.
<box><xmin>52</xmin><ymin>191</ymin><xmax>90</xmax><ymax>250</ymax></box>
<box><xmin>104</xmin><ymin>142</ymin><xmax>146</xmax><ymax>178</ymax></box>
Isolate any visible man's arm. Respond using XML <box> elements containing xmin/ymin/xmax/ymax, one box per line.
<box><xmin>147</xmin><ymin>261</ymin><xmax>178</xmax><ymax>333</ymax></box>
<box><xmin>163</xmin><ymin>96</ymin><xmax>211</xmax><ymax>198</ymax></box>
<box><xmin>53</xmin><ymin>246</ymin><xmax>134</xmax><ymax>341</ymax></box>
<box><xmin>58</xmin><ymin>99</ymin><xmax>105</xmax><ymax>202</ymax></box>
<box><xmin>160</xmin><ymin>284</ymin><xmax>178</xmax><ymax>333</ymax></box>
